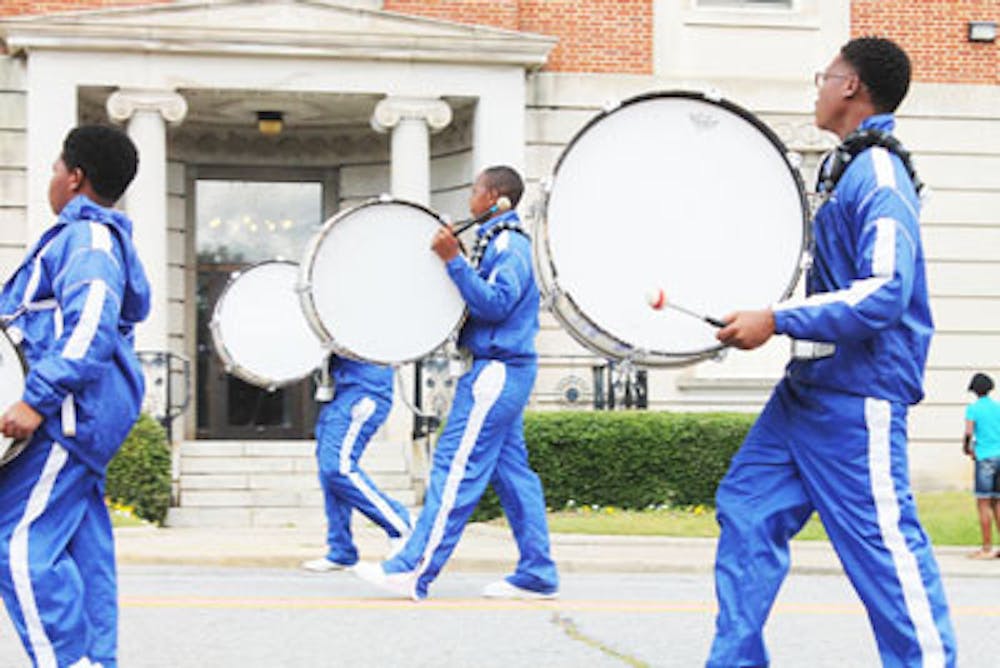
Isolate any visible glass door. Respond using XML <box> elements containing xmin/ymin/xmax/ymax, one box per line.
<box><xmin>195</xmin><ymin>176</ymin><xmax>325</xmax><ymax>439</ymax></box>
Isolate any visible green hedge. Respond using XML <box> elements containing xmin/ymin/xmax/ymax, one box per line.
<box><xmin>471</xmin><ymin>410</ymin><xmax>756</xmax><ymax>521</ymax></box>
<box><xmin>106</xmin><ymin>413</ymin><xmax>172</xmax><ymax>525</ymax></box>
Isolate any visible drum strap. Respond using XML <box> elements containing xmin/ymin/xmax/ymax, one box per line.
<box><xmin>819</xmin><ymin>129</ymin><xmax>923</xmax><ymax>195</ymax></box>
<box><xmin>471</xmin><ymin>222</ymin><xmax>529</xmax><ymax>268</ymax></box>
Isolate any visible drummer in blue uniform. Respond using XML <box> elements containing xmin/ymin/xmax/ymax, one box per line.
<box><xmin>354</xmin><ymin>165</ymin><xmax>559</xmax><ymax>600</ymax></box>
<box><xmin>0</xmin><ymin>124</ymin><xmax>150</xmax><ymax>668</ymax></box>
<box><xmin>707</xmin><ymin>37</ymin><xmax>956</xmax><ymax>667</ymax></box>
<box><xmin>301</xmin><ymin>356</ymin><xmax>412</xmax><ymax>571</ymax></box>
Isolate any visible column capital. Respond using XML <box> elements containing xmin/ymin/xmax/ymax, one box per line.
<box><xmin>370</xmin><ymin>96</ymin><xmax>452</xmax><ymax>134</ymax></box>
<box><xmin>106</xmin><ymin>88</ymin><xmax>188</xmax><ymax>126</ymax></box>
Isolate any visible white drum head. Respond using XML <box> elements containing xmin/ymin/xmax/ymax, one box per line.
<box><xmin>301</xmin><ymin>200</ymin><xmax>466</xmax><ymax>365</ymax></box>
<box><xmin>539</xmin><ymin>91</ymin><xmax>808</xmax><ymax>366</ymax></box>
<box><xmin>211</xmin><ymin>261</ymin><xmax>328</xmax><ymax>388</ymax></box>
<box><xmin>0</xmin><ymin>328</ymin><xmax>27</xmax><ymax>465</ymax></box>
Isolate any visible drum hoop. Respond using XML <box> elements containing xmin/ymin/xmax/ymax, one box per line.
<box><xmin>299</xmin><ymin>196</ymin><xmax>468</xmax><ymax>365</ymax></box>
<box><xmin>537</xmin><ymin>89</ymin><xmax>810</xmax><ymax>366</ymax></box>
<box><xmin>209</xmin><ymin>259</ymin><xmax>323</xmax><ymax>389</ymax></box>
<box><xmin>0</xmin><ymin>324</ymin><xmax>29</xmax><ymax>466</ymax></box>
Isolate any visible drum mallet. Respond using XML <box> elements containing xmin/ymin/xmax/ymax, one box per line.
<box><xmin>452</xmin><ymin>196</ymin><xmax>512</xmax><ymax>235</ymax></box>
<box><xmin>646</xmin><ymin>288</ymin><xmax>726</xmax><ymax>328</ymax></box>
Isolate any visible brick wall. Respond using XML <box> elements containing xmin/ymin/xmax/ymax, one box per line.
<box><xmin>2</xmin><ymin>1</ymin><xmax>997</xmax><ymax>81</ymax></box>
<box><xmin>852</xmin><ymin>0</ymin><xmax>999</xmax><ymax>84</ymax></box>
<box><xmin>385</xmin><ymin>0</ymin><xmax>654</xmax><ymax>74</ymax></box>
<box><xmin>0</xmin><ymin>0</ymin><xmax>167</xmax><ymax>15</ymax></box>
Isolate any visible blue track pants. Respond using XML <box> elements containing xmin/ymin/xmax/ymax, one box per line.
<box><xmin>316</xmin><ymin>388</ymin><xmax>410</xmax><ymax>565</ymax></box>
<box><xmin>0</xmin><ymin>439</ymin><xmax>117</xmax><ymax>668</ymax></box>
<box><xmin>385</xmin><ymin>359</ymin><xmax>558</xmax><ymax>599</ymax></box>
<box><xmin>708</xmin><ymin>379</ymin><xmax>956</xmax><ymax>668</ymax></box>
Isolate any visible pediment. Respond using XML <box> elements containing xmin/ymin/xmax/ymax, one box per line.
<box><xmin>0</xmin><ymin>0</ymin><xmax>555</xmax><ymax>68</ymax></box>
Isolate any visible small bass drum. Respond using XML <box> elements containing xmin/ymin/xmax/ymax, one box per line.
<box><xmin>210</xmin><ymin>260</ymin><xmax>328</xmax><ymax>389</ymax></box>
<box><xmin>536</xmin><ymin>90</ymin><xmax>809</xmax><ymax>366</ymax></box>
<box><xmin>299</xmin><ymin>199</ymin><xmax>466</xmax><ymax>365</ymax></box>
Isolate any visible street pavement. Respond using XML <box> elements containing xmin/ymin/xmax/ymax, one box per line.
<box><xmin>0</xmin><ymin>526</ymin><xmax>997</xmax><ymax>666</ymax></box>
<box><xmin>114</xmin><ymin>521</ymin><xmax>1000</xmax><ymax>579</ymax></box>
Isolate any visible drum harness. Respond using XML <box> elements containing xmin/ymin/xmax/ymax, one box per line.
<box><xmin>793</xmin><ymin>129</ymin><xmax>923</xmax><ymax>363</ymax></box>
<box><xmin>818</xmin><ymin>128</ymin><xmax>924</xmax><ymax>197</ymax></box>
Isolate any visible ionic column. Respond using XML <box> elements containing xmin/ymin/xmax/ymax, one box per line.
<box><xmin>370</xmin><ymin>97</ymin><xmax>451</xmax><ymax>464</ymax></box>
<box><xmin>371</xmin><ymin>96</ymin><xmax>452</xmax><ymax>205</ymax></box>
<box><xmin>106</xmin><ymin>89</ymin><xmax>188</xmax><ymax>353</ymax></box>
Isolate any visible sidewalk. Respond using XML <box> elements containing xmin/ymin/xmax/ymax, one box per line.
<box><xmin>114</xmin><ymin>522</ymin><xmax>1000</xmax><ymax>579</ymax></box>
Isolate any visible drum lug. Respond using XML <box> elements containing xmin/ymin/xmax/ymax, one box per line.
<box><xmin>540</xmin><ymin>288</ymin><xmax>559</xmax><ymax>313</ymax></box>
<box><xmin>799</xmin><ymin>251</ymin><xmax>814</xmax><ymax>271</ymax></box>
<box><xmin>378</xmin><ymin>192</ymin><xmax>392</xmax><ymax>203</ymax></box>
<box><xmin>703</xmin><ymin>87</ymin><xmax>723</xmax><ymax>103</ymax></box>
<box><xmin>601</xmin><ymin>98</ymin><xmax>622</xmax><ymax>113</ymax></box>
<box><xmin>6</xmin><ymin>326</ymin><xmax>23</xmax><ymax>345</ymax></box>
<box><xmin>785</xmin><ymin>151</ymin><xmax>803</xmax><ymax>169</ymax></box>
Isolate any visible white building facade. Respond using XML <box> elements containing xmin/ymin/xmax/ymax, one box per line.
<box><xmin>1</xmin><ymin>0</ymin><xmax>997</xmax><ymax>524</ymax></box>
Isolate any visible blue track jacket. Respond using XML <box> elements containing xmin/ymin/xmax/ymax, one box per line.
<box><xmin>773</xmin><ymin>114</ymin><xmax>933</xmax><ymax>406</ymax></box>
<box><xmin>445</xmin><ymin>210</ymin><xmax>538</xmax><ymax>363</ymax></box>
<box><xmin>0</xmin><ymin>195</ymin><xmax>151</xmax><ymax>472</ymax></box>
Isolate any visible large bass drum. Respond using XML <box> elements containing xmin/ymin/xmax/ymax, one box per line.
<box><xmin>0</xmin><ymin>326</ymin><xmax>28</xmax><ymax>466</ymax></box>
<box><xmin>536</xmin><ymin>91</ymin><xmax>809</xmax><ymax>366</ymax></box>
<box><xmin>299</xmin><ymin>198</ymin><xmax>466</xmax><ymax>365</ymax></box>
<box><xmin>210</xmin><ymin>260</ymin><xmax>329</xmax><ymax>389</ymax></box>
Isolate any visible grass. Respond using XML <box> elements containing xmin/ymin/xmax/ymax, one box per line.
<box><xmin>524</xmin><ymin>491</ymin><xmax>981</xmax><ymax>546</ymax></box>
<box><xmin>108</xmin><ymin>500</ymin><xmax>150</xmax><ymax>528</ymax></box>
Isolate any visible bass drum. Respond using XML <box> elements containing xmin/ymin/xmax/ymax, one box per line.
<box><xmin>0</xmin><ymin>326</ymin><xmax>28</xmax><ymax>466</ymax></box>
<box><xmin>210</xmin><ymin>260</ymin><xmax>329</xmax><ymax>389</ymax></box>
<box><xmin>536</xmin><ymin>90</ymin><xmax>809</xmax><ymax>366</ymax></box>
<box><xmin>299</xmin><ymin>198</ymin><xmax>466</xmax><ymax>365</ymax></box>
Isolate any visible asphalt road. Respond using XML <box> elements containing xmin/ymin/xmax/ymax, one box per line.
<box><xmin>0</xmin><ymin>566</ymin><xmax>997</xmax><ymax>667</ymax></box>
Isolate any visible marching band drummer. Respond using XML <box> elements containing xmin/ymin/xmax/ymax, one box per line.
<box><xmin>354</xmin><ymin>165</ymin><xmax>559</xmax><ymax>601</ymax></box>
<box><xmin>0</xmin><ymin>125</ymin><xmax>151</xmax><ymax>668</ymax></box>
<box><xmin>300</xmin><ymin>355</ymin><xmax>412</xmax><ymax>571</ymax></box>
<box><xmin>708</xmin><ymin>37</ymin><xmax>956</xmax><ymax>667</ymax></box>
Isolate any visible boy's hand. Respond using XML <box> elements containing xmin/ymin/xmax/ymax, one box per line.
<box><xmin>1</xmin><ymin>401</ymin><xmax>43</xmax><ymax>441</ymax></box>
<box><xmin>431</xmin><ymin>226</ymin><xmax>460</xmax><ymax>262</ymax></box>
<box><xmin>716</xmin><ymin>309</ymin><xmax>776</xmax><ymax>350</ymax></box>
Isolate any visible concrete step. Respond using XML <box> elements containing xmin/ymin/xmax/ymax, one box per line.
<box><xmin>169</xmin><ymin>438</ymin><xmax>420</xmax><ymax>528</ymax></box>
<box><xmin>165</xmin><ymin>494</ymin><xmax>421</xmax><ymax>528</ymax></box>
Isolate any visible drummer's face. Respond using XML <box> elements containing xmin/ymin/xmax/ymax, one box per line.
<box><xmin>469</xmin><ymin>175</ymin><xmax>496</xmax><ymax>218</ymax></box>
<box><xmin>814</xmin><ymin>54</ymin><xmax>856</xmax><ymax>135</ymax></box>
<box><xmin>48</xmin><ymin>155</ymin><xmax>81</xmax><ymax>215</ymax></box>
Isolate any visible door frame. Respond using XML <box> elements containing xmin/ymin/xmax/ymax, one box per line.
<box><xmin>185</xmin><ymin>164</ymin><xmax>340</xmax><ymax>440</ymax></box>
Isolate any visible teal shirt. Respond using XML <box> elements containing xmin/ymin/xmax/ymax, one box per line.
<box><xmin>966</xmin><ymin>396</ymin><xmax>1000</xmax><ymax>460</ymax></box>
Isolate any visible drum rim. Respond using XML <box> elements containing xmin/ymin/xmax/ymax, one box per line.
<box><xmin>299</xmin><ymin>196</ymin><xmax>468</xmax><ymax>366</ymax></box>
<box><xmin>0</xmin><ymin>324</ymin><xmax>29</xmax><ymax>464</ymax></box>
<box><xmin>209</xmin><ymin>259</ymin><xmax>327</xmax><ymax>389</ymax></box>
<box><xmin>536</xmin><ymin>89</ymin><xmax>810</xmax><ymax>367</ymax></box>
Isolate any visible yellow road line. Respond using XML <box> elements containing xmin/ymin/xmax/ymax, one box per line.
<box><xmin>119</xmin><ymin>597</ymin><xmax>1000</xmax><ymax>616</ymax></box>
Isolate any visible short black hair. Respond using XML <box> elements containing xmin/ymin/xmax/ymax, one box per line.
<box><xmin>481</xmin><ymin>165</ymin><xmax>524</xmax><ymax>208</ymax></box>
<box><xmin>62</xmin><ymin>124</ymin><xmax>139</xmax><ymax>203</ymax></box>
<box><xmin>841</xmin><ymin>37</ymin><xmax>911</xmax><ymax>114</ymax></box>
<box><xmin>969</xmin><ymin>372</ymin><xmax>995</xmax><ymax>397</ymax></box>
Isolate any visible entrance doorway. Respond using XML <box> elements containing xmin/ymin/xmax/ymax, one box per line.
<box><xmin>194</xmin><ymin>168</ymin><xmax>335</xmax><ymax>439</ymax></box>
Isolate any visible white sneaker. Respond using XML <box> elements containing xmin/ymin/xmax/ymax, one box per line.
<box><xmin>481</xmin><ymin>579</ymin><xmax>559</xmax><ymax>600</ymax></box>
<box><xmin>352</xmin><ymin>562</ymin><xmax>421</xmax><ymax>601</ymax></box>
<box><xmin>300</xmin><ymin>557</ymin><xmax>351</xmax><ymax>573</ymax></box>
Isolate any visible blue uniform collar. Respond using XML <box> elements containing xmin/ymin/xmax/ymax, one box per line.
<box><xmin>476</xmin><ymin>209</ymin><xmax>520</xmax><ymax>237</ymax></box>
<box><xmin>856</xmin><ymin>113</ymin><xmax>896</xmax><ymax>135</ymax></box>
<box><xmin>57</xmin><ymin>194</ymin><xmax>134</xmax><ymax>236</ymax></box>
